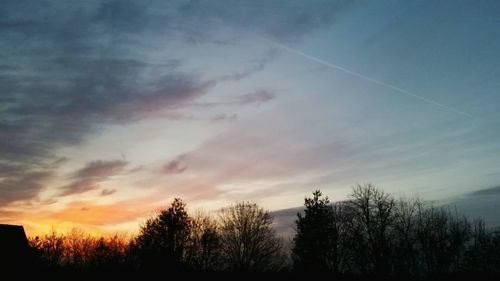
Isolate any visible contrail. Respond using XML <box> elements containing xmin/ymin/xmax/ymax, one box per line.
<box><xmin>257</xmin><ymin>36</ymin><xmax>476</xmax><ymax>120</ymax></box>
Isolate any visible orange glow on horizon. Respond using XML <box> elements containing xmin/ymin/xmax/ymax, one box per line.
<box><xmin>6</xmin><ymin>198</ymin><xmax>166</xmax><ymax>237</ymax></box>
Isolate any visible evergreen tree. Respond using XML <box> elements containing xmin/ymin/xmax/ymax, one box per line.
<box><xmin>133</xmin><ymin>198</ymin><xmax>192</xmax><ymax>271</ymax></box>
<box><xmin>293</xmin><ymin>190</ymin><xmax>340</xmax><ymax>272</ymax></box>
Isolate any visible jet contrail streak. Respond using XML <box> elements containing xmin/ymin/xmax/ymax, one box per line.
<box><xmin>257</xmin><ymin>36</ymin><xmax>476</xmax><ymax>120</ymax></box>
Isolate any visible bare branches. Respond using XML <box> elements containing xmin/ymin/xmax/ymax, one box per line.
<box><xmin>219</xmin><ymin>202</ymin><xmax>284</xmax><ymax>272</ymax></box>
<box><xmin>27</xmin><ymin>186</ymin><xmax>500</xmax><ymax>276</ymax></box>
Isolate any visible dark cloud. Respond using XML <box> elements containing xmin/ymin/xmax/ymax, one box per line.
<box><xmin>271</xmin><ymin>206</ymin><xmax>302</xmax><ymax>238</ymax></box>
<box><xmin>72</xmin><ymin>160</ymin><xmax>127</xmax><ymax>179</ymax></box>
<box><xmin>128</xmin><ymin>166</ymin><xmax>144</xmax><ymax>174</ymax></box>
<box><xmin>59</xmin><ymin>160</ymin><xmax>128</xmax><ymax>196</ymax></box>
<box><xmin>469</xmin><ymin>185</ymin><xmax>500</xmax><ymax>197</ymax></box>
<box><xmin>163</xmin><ymin>156</ymin><xmax>188</xmax><ymax>175</ymax></box>
<box><xmin>101</xmin><ymin>189</ymin><xmax>117</xmax><ymax>196</ymax></box>
<box><xmin>177</xmin><ymin>0</ymin><xmax>350</xmax><ymax>42</ymax></box>
<box><xmin>0</xmin><ymin>2</ymin><xmax>202</xmax><ymax>206</ymax></box>
<box><xmin>0</xmin><ymin>157</ymin><xmax>67</xmax><ymax>206</ymax></box>
<box><xmin>0</xmin><ymin>0</ymin><xmax>346</xmax><ymax>207</ymax></box>
<box><xmin>190</xmin><ymin>90</ymin><xmax>276</xmax><ymax>108</ymax></box>
<box><xmin>0</xmin><ymin>1</ymin><xmax>209</xmax><ymax>206</ymax></box>
<box><xmin>0</xmin><ymin>169</ymin><xmax>52</xmax><ymax>205</ymax></box>
<box><xmin>448</xmin><ymin>185</ymin><xmax>500</xmax><ymax>228</ymax></box>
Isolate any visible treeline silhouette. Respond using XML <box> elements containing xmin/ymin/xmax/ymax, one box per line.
<box><xmin>27</xmin><ymin>184</ymin><xmax>500</xmax><ymax>277</ymax></box>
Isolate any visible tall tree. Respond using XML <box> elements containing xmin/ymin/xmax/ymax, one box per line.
<box><xmin>186</xmin><ymin>213</ymin><xmax>222</xmax><ymax>271</ymax></box>
<box><xmin>349</xmin><ymin>184</ymin><xmax>395</xmax><ymax>274</ymax></box>
<box><xmin>133</xmin><ymin>198</ymin><xmax>192</xmax><ymax>271</ymax></box>
<box><xmin>391</xmin><ymin>198</ymin><xmax>419</xmax><ymax>275</ymax></box>
<box><xmin>293</xmin><ymin>190</ymin><xmax>344</xmax><ymax>272</ymax></box>
<box><xmin>219</xmin><ymin>202</ymin><xmax>284</xmax><ymax>272</ymax></box>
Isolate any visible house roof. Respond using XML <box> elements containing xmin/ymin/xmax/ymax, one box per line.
<box><xmin>0</xmin><ymin>224</ymin><xmax>30</xmax><ymax>250</ymax></box>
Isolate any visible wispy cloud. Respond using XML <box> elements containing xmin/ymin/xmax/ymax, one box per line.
<box><xmin>189</xmin><ymin>90</ymin><xmax>276</xmax><ymax>108</ymax></box>
<box><xmin>238</xmin><ymin>90</ymin><xmax>276</xmax><ymax>105</ymax></box>
<box><xmin>211</xmin><ymin>113</ymin><xmax>238</xmax><ymax>122</ymax></box>
<box><xmin>469</xmin><ymin>185</ymin><xmax>500</xmax><ymax>197</ymax></box>
<box><xmin>0</xmin><ymin>0</ymin><xmax>367</xmax><ymax>229</ymax></box>
<box><xmin>100</xmin><ymin>189</ymin><xmax>117</xmax><ymax>196</ymax></box>
<box><xmin>59</xmin><ymin>160</ymin><xmax>128</xmax><ymax>196</ymax></box>
<box><xmin>449</xmin><ymin>185</ymin><xmax>500</xmax><ymax>227</ymax></box>
<box><xmin>1</xmin><ymin>0</ymin><xmax>297</xmax><ymax>208</ymax></box>
<box><xmin>0</xmin><ymin>169</ymin><xmax>53</xmax><ymax>206</ymax></box>
<box><xmin>163</xmin><ymin>155</ymin><xmax>188</xmax><ymax>175</ymax></box>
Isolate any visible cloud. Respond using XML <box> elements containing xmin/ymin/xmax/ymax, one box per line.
<box><xmin>0</xmin><ymin>209</ymin><xmax>23</xmax><ymax>226</ymax></box>
<box><xmin>153</xmin><ymin>127</ymin><xmax>340</xmax><ymax>203</ymax></box>
<box><xmin>447</xmin><ymin>185</ymin><xmax>500</xmax><ymax>228</ymax></box>
<box><xmin>211</xmin><ymin>113</ymin><xmax>238</xmax><ymax>122</ymax></box>
<box><xmin>271</xmin><ymin>206</ymin><xmax>303</xmax><ymax>238</ymax></box>
<box><xmin>469</xmin><ymin>185</ymin><xmax>500</xmax><ymax>197</ymax></box>
<box><xmin>71</xmin><ymin>160</ymin><xmax>128</xmax><ymax>180</ymax></box>
<box><xmin>176</xmin><ymin>0</ymin><xmax>350</xmax><ymax>42</ymax></box>
<box><xmin>0</xmin><ymin>169</ymin><xmax>52</xmax><ymax>205</ymax></box>
<box><xmin>238</xmin><ymin>90</ymin><xmax>276</xmax><ymax>105</ymax></box>
<box><xmin>15</xmin><ymin>192</ymin><xmax>167</xmax><ymax>235</ymax></box>
<box><xmin>163</xmin><ymin>156</ymin><xmax>188</xmax><ymax>175</ymax></box>
<box><xmin>38</xmin><ymin>199</ymin><xmax>158</xmax><ymax>227</ymax></box>
<box><xmin>100</xmin><ymin>189</ymin><xmax>117</xmax><ymax>196</ymax></box>
<box><xmin>190</xmin><ymin>90</ymin><xmax>276</xmax><ymax>108</ymax></box>
<box><xmin>0</xmin><ymin>157</ymin><xmax>68</xmax><ymax>207</ymax></box>
<box><xmin>128</xmin><ymin>166</ymin><xmax>144</xmax><ymax>174</ymax></box>
<box><xmin>173</xmin><ymin>128</ymin><xmax>338</xmax><ymax>183</ymax></box>
<box><xmin>0</xmin><ymin>0</ymin><xmax>348</xmax><ymax>211</ymax></box>
<box><xmin>0</xmin><ymin>1</ymin><xmax>273</xmax><ymax>207</ymax></box>
<box><xmin>0</xmin><ymin>1</ymin><xmax>210</xmax><ymax>207</ymax></box>
<box><xmin>59</xmin><ymin>160</ymin><xmax>128</xmax><ymax>196</ymax></box>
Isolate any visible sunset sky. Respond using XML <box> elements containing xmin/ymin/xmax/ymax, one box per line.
<box><xmin>1</xmin><ymin>0</ymin><xmax>500</xmax><ymax>236</ymax></box>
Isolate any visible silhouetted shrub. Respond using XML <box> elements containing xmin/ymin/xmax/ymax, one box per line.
<box><xmin>29</xmin><ymin>227</ymin><xmax>129</xmax><ymax>275</ymax></box>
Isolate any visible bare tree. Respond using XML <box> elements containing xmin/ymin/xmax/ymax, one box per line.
<box><xmin>30</xmin><ymin>228</ymin><xmax>129</xmax><ymax>271</ymax></box>
<box><xmin>30</xmin><ymin>228</ymin><xmax>65</xmax><ymax>268</ymax></box>
<box><xmin>415</xmin><ymin>202</ymin><xmax>454</xmax><ymax>275</ymax></box>
<box><xmin>64</xmin><ymin>228</ymin><xmax>95</xmax><ymax>268</ymax></box>
<box><xmin>90</xmin><ymin>234</ymin><xmax>129</xmax><ymax>269</ymax></box>
<box><xmin>219</xmin><ymin>202</ymin><xmax>285</xmax><ymax>272</ymax></box>
<box><xmin>464</xmin><ymin>219</ymin><xmax>500</xmax><ymax>273</ymax></box>
<box><xmin>348</xmin><ymin>184</ymin><xmax>395</xmax><ymax>274</ymax></box>
<box><xmin>392</xmin><ymin>198</ymin><xmax>419</xmax><ymax>275</ymax></box>
<box><xmin>448</xmin><ymin>209</ymin><xmax>471</xmax><ymax>271</ymax></box>
<box><xmin>27</xmin><ymin>187</ymin><xmax>500</xmax><ymax>276</ymax></box>
<box><xmin>186</xmin><ymin>213</ymin><xmax>222</xmax><ymax>271</ymax></box>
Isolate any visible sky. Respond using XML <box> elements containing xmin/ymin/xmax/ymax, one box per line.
<box><xmin>1</xmin><ymin>0</ymin><xmax>500</xmax><ymax>236</ymax></box>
